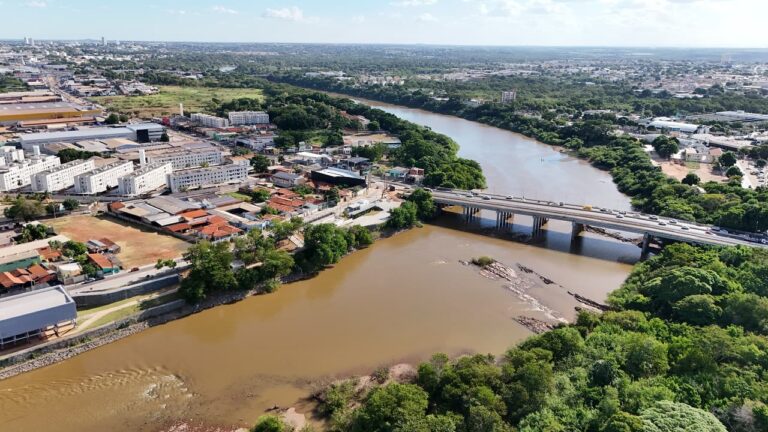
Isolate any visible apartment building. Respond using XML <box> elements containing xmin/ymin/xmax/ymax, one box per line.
<box><xmin>168</xmin><ymin>164</ymin><xmax>248</xmax><ymax>193</ymax></box>
<box><xmin>147</xmin><ymin>148</ymin><xmax>225</xmax><ymax>170</ymax></box>
<box><xmin>117</xmin><ymin>162</ymin><xmax>172</xmax><ymax>196</ymax></box>
<box><xmin>74</xmin><ymin>161</ymin><xmax>134</xmax><ymax>194</ymax></box>
<box><xmin>191</xmin><ymin>113</ymin><xmax>229</xmax><ymax>128</ymax></box>
<box><xmin>31</xmin><ymin>159</ymin><xmax>96</xmax><ymax>192</ymax></box>
<box><xmin>228</xmin><ymin>111</ymin><xmax>269</xmax><ymax>125</ymax></box>
<box><xmin>0</xmin><ymin>148</ymin><xmax>61</xmax><ymax>192</ymax></box>
<box><xmin>501</xmin><ymin>90</ymin><xmax>517</xmax><ymax>103</ymax></box>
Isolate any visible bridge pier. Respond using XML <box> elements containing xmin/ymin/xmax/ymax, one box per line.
<box><xmin>496</xmin><ymin>211</ymin><xmax>514</xmax><ymax>229</ymax></box>
<box><xmin>640</xmin><ymin>233</ymin><xmax>651</xmax><ymax>258</ymax></box>
<box><xmin>571</xmin><ymin>222</ymin><xmax>585</xmax><ymax>242</ymax></box>
<box><xmin>532</xmin><ymin>216</ymin><xmax>548</xmax><ymax>234</ymax></box>
<box><xmin>464</xmin><ymin>206</ymin><xmax>480</xmax><ymax>222</ymax></box>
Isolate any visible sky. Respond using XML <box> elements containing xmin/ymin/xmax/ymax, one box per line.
<box><xmin>2</xmin><ymin>0</ymin><xmax>767</xmax><ymax>48</ymax></box>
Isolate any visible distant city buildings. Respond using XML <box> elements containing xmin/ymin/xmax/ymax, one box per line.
<box><xmin>501</xmin><ymin>90</ymin><xmax>517</xmax><ymax>103</ymax></box>
<box><xmin>118</xmin><ymin>162</ymin><xmax>172</xmax><ymax>196</ymax></box>
<box><xmin>0</xmin><ymin>147</ymin><xmax>61</xmax><ymax>192</ymax></box>
<box><xmin>168</xmin><ymin>164</ymin><xmax>248</xmax><ymax>193</ymax></box>
<box><xmin>31</xmin><ymin>159</ymin><xmax>96</xmax><ymax>192</ymax></box>
<box><xmin>228</xmin><ymin>111</ymin><xmax>270</xmax><ymax>126</ymax></box>
<box><xmin>191</xmin><ymin>113</ymin><xmax>229</xmax><ymax>128</ymax></box>
<box><xmin>74</xmin><ymin>161</ymin><xmax>134</xmax><ymax>194</ymax></box>
<box><xmin>147</xmin><ymin>147</ymin><xmax>225</xmax><ymax>170</ymax></box>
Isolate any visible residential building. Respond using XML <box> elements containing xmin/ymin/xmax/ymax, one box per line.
<box><xmin>501</xmin><ymin>90</ymin><xmax>517</xmax><ymax>103</ymax></box>
<box><xmin>167</xmin><ymin>164</ymin><xmax>249</xmax><ymax>193</ymax></box>
<box><xmin>0</xmin><ymin>150</ymin><xmax>61</xmax><ymax>192</ymax></box>
<box><xmin>191</xmin><ymin>113</ymin><xmax>229</xmax><ymax>128</ymax></box>
<box><xmin>271</xmin><ymin>171</ymin><xmax>305</xmax><ymax>188</ymax></box>
<box><xmin>147</xmin><ymin>148</ymin><xmax>225</xmax><ymax>170</ymax></box>
<box><xmin>31</xmin><ymin>159</ymin><xmax>96</xmax><ymax>192</ymax></box>
<box><xmin>118</xmin><ymin>162</ymin><xmax>172</xmax><ymax>196</ymax></box>
<box><xmin>74</xmin><ymin>161</ymin><xmax>134</xmax><ymax>194</ymax></box>
<box><xmin>228</xmin><ymin>111</ymin><xmax>270</xmax><ymax>125</ymax></box>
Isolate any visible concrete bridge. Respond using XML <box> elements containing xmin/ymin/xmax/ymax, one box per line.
<box><xmin>431</xmin><ymin>190</ymin><xmax>768</xmax><ymax>254</ymax></box>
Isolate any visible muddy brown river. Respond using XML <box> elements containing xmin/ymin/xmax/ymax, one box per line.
<box><xmin>0</xmin><ymin>99</ymin><xmax>637</xmax><ymax>432</ymax></box>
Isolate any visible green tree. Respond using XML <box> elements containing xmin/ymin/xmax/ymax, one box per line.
<box><xmin>303</xmin><ymin>223</ymin><xmax>349</xmax><ymax>268</ymax></box>
<box><xmin>652</xmin><ymin>136</ymin><xmax>679</xmax><ymax>159</ymax></box>
<box><xmin>326</xmin><ymin>187</ymin><xmax>340</xmax><ymax>205</ymax></box>
<box><xmin>623</xmin><ymin>334</ymin><xmax>669</xmax><ymax>379</ymax></box>
<box><xmin>180</xmin><ymin>241</ymin><xmax>237</xmax><ymax>302</ymax></box>
<box><xmin>251</xmin><ymin>188</ymin><xmax>271</xmax><ymax>202</ymax></box>
<box><xmin>105</xmin><ymin>113</ymin><xmax>119</xmax><ymax>124</ymax></box>
<box><xmin>251</xmin><ymin>415</ymin><xmax>285</xmax><ymax>432</ymax></box>
<box><xmin>725</xmin><ymin>165</ymin><xmax>743</xmax><ymax>177</ymax></box>
<box><xmin>367</xmin><ymin>120</ymin><xmax>381</xmax><ymax>131</ymax></box>
<box><xmin>682</xmin><ymin>173</ymin><xmax>700</xmax><ymax>186</ymax></box>
<box><xmin>406</xmin><ymin>188</ymin><xmax>437</xmax><ymax>220</ymax></box>
<box><xmin>386</xmin><ymin>201</ymin><xmax>419</xmax><ymax>230</ymax></box>
<box><xmin>4</xmin><ymin>197</ymin><xmax>45</xmax><ymax>222</ymax></box>
<box><xmin>62</xmin><ymin>198</ymin><xmax>80</xmax><ymax>211</ymax></box>
<box><xmin>160</xmin><ymin>132</ymin><xmax>170</xmax><ymax>142</ymax></box>
<box><xmin>719</xmin><ymin>151</ymin><xmax>738</xmax><ymax>167</ymax></box>
<box><xmin>251</xmin><ymin>155</ymin><xmax>271</xmax><ymax>173</ymax></box>
<box><xmin>350</xmin><ymin>383</ymin><xmax>429</xmax><ymax>432</ymax></box>
<box><xmin>640</xmin><ymin>401</ymin><xmax>727</xmax><ymax>432</ymax></box>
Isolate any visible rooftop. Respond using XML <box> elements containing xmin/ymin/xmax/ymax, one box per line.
<box><xmin>0</xmin><ymin>285</ymin><xmax>75</xmax><ymax>330</ymax></box>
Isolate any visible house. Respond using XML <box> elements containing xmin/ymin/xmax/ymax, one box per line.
<box><xmin>386</xmin><ymin>167</ymin><xmax>409</xmax><ymax>180</ymax></box>
<box><xmin>56</xmin><ymin>262</ymin><xmax>84</xmax><ymax>285</ymax></box>
<box><xmin>87</xmin><ymin>253</ymin><xmax>119</xmax><ymax>275</ymax></box>
<box><xmin>271</xmin><ymin>172</ymin><xmax>305</xmax><ymax>189</ymax></box>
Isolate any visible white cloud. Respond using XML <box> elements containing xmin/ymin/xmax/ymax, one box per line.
<box><xmin>167</xmin><ymin>9</ymin><xmax>188</xmax><ymax>15</ymax></box>
<box><xmin>263</xmin><ymin>6</ymin><xmax>306</xmax><ymax>21</ymax></box>
<box><xmin>417</xmin><ymin>12</ymin><xmax>439</xmax><ymax>21</ymax></box>
<box><xmin>212</xmin><ymin>5</ymin><xmax>238</xmax><ymax>15</ymax></box>
<box><xmin>392</xmin><ymin>0</ymin><xmax>438</xmax><ymax>6</ymax></box>
<box><xmin>26</xmin><ymin>0</ymin><xmax>46</xmax><ymax>7</ymax></box>
<box><xmin>352</xmin><ymin>15</ymin><xmax>367</xmax><ymax>23</ymax></box>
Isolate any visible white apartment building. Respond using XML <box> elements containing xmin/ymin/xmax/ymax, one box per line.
<box><xmin>0</xmin><ymin>147</ymin><xmax>61</xmax><ymax>192</ymax></box>
<box><xmin>168</xmin><ymin>164</ymin><xmax>248</xmax><ymax>193</ymax></box>
<box><xmin>147</xmin><ymin>148</ymin><xmax>225</xmax><ymax>170</ymax></box>
<box><xmin>228</xmin><ymin>111</ymin><xmax>270</xmax><ymax>125</ymax></box>
<box><xmin>31</xmin><ymin>159</ymin><xmax>96</xmax><ymax>192</ymax></box>
<box><xmin>191</xmin><ymin>113</ymin><xmax>229</xmax><ymax>128</ymax></box>
<box><xmin>74</xmin><ymin>161</ymin><xmax>134</xmax><ymax>194</ymax></box>
<box><xmin>501</xmin><ymin>90</ymin><xmax>517</xmax><ymax>103</ymax></box>
<box><xmin>118</xmin><ymin>162</ymin><xmax>172</xmax><ymax>196</ymax></box>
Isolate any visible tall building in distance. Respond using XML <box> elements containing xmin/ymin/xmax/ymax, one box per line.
<box><xmin>31</xmin><ymin>159</ymin><xmax>96</xmax><ymax>192</ymax></box>
<box><xmin>228</xmin><ymin>111</ymin><xmax>270</xmax><ymax>126</ymax></box>
<box><xmin>118</xmin><ymin>162</ymin><xmax>172</xmax><ymax>196</ymax></box>
<box><xmin>191</xmin><ymin>113</ymin><xmax>229</xmax><ymax>128</ymax></box>
<box><xmin>501</xmin><ymin>90</ymin><xmax>517</xmax><ymax>104</ymax></box>
<box><xmin>74</xmin><ymin>161</ymin><xmax>134</xmax><ymax>195</ymax></box>
<box><xmin>101</xmin><ymin>36</ymin><xmax>106</xmax><ymax>46</ymax></box>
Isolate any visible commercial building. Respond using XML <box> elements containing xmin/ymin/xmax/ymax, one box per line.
<box><xmin>228</xmin><ymin>111</ymin><xmax>270</xmax><ymax>125</ymax></box>
<box><xmin>310</xmin><ymin>167</ymin><xmax>366</xmax><ymax>187</ymax></box>
<box><xmin>147</xmin><ymin>147</ymin><xmax>225</xmax><ymax>170</ymax></box>
<box><xmin>272</xmin><ymin>171</ymin><xmax>305</xmax><ymax>188</ymax></box>
<box><xmin>647</xmin><ymin>118</ymin><xmax>703</xmax><ymax>134</ymax></box>
<box><xmin>191</xmin><ymin>113</ymin><xmax>229</xmax><ymax>128</ymax></box>
<box><xmin>0</xmin><ymin>148</ymin><xmax>61</xmax><ymax>192</ymax></box>
<box><xmin>31</xmin><ymin>159</ymin><xmax>96</xmax><ymax>192</ymax></box>
<box><xmin>74</xmin><ymin>160</ymin><xmax>134</xmax><ymax>194</ymax></box>
<box><xmin>0</xmin><ymin>286</ymin><xmax>77</xmax><ymax>348</ymax></box>
<box><xmin>118</xmin><ymin>162</ymin><xmax>172</xmax><ymax>196</ymax></box>
<box><xmin>0</xmin><ymin>102</ymin><xmax>100</xmax><ymax>126</ymax></box>
<box><xmin>19</xmin><ymin>124</ymin><xmax>165</xmax><ymax>149</ymax></box>
<box><xmin>168</xmin><ymin>164</ymin><xmax>248</xmax><ymax>193</ymax></box>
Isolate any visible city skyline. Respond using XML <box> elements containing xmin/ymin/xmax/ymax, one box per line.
<box><xmin>1</xmin><ymin>0</ymin><xmax>767</xmax><ymax>48</ymax></box>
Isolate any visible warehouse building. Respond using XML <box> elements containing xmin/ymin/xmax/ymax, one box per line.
<box><xmin>31</xmin><ymin>159</ymin><xmax>96</xmax><ymax>192</ymax></box>
<box><xmin>19</xmin><ymin>124</ymin><xmax>166</xmax><ymax>149</ymax></box>
<box><xmin>191</xmin><ymin>113</ymin><xmax>229</xmax><ymax>128</ymax></box>
<box><xmin>310</xmin><ymin>167</ymin><xmax>366</xmax><ymax>187</ymax></box>
<box><xmin>168</xmin><ymin>164</ymin><xmax>248</xmax><ymax>193</ymax></box>
<box><xmin>0</xmin><ymin>148</ymin><xmax>61</xmax><ymax>192</ymax></box>
<box><xmin>147</xmin><ymin>147</ymin><xmax>225</xmax><ymax>170</ymax></box>
<box><xmin>0</xmin><ymin>101</ymin><xmax>100</xmax><ymax>126</ymax></box>
<box><xmin>74</xmin><ymin>160</ymin><xmax>134</xmax><ymax>194</ymax></box>
<box><xmin>118</xmin><ymin>162</ymin><xmax>172</xmax><ymax>196</ymax></box>
<box><xmin>0</xmin><ymin>286</ymin><xmax>77</xmax><ymax>349</ymax></box>
<box><xmin>228</xmin><ymin>111</ymin><xmax>269</xmax><ymax>125</ymax></box>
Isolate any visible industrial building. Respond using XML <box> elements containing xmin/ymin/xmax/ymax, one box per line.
<box><xmin>19</xmin><ymin>123</ymin><xmax>165</xmax><ymax>149</ymax></box>
<box><xmin>228</xmin><ymin>111</ymin><xmax>270</xmax><ymax>125</ymax></box>
<box><xmin>31</xmin><ymin>159</ymin><xmax>96</xmax><ymax>192</ymax></box>
<box><xmin>647</xmin><ymin>118</ymin><xmax>704</xmax><ymax>134</ymax></box>
<box><xmin>0</xmin><ymin>147</ymin><xmax>61</xmax><ymax>192</ymax></box>
<box><xmin>0</xmin><ymin>101</ymin><xmax>100</xmax><ymax>126</ymax></box>
<box><xmin>168</xmin><ymin>164</ymin><xmax>248</xmax><ymax>193</ymax></box>
<box><xmin>147</xmin><ymin>147</ymin><xmax>225</xmax><ymax>170</ymax></box>
<box><xmin>191</xmin><ymin>113</ymin><xmax>229</xmax><ymax>128</ymax></box>
<box><xmin>74</xmin><ymin>160</ymin><xmax>134</xmax><ymax>194</ymax></box>
<box><xmin>310</xmin><ymin>167</ymin><xmax>367</xmax><ymax>187</ymax></box>
<box><xmin>118</xmin><ymin>162</ymin><xmax>172</xmax><ymax>196</ymax></box>
<box><xmin>0</xmin><ymin>286</ymin><xmax>77</xmax><ymax>349</ymax></box>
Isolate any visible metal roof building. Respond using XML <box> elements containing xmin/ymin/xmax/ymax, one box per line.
<box><xmin>0</xmin><ymin>285</ymin><xmax>77</xmax><ymax>348</ymax></box>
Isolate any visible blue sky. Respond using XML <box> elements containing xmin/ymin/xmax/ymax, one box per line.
<box><xmin>2</xmin><ymin>0</ymin><xmax>766</xmax><ymax>47</ymax></box>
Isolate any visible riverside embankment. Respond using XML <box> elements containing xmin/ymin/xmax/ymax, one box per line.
<box><xmin>0</xmin><ymin>100</ymin><xmax>636</xmax><ymax>432</ymax></box>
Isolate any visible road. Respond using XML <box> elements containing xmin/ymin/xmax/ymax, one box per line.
<box><xmin>67</xmin><ymin>258</ymin><xmax>188</xmax><ymax>295</ymax></box>
<box><xmin>432</xmin><ymin>190</ymin><xmax>767</xmax><ymax>249</ymax></box>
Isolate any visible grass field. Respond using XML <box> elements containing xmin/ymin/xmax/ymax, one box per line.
<box><xmin>91</xmin><ymin>85</ymin><xmax>264</xmax><ymax>118</ymax></box>
<box><xmin>47</xmin><ymin>214</ymin><xmax>190</xmax><ymax>268</ymax></box>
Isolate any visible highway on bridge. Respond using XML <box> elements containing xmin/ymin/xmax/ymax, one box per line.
<box><xmin>431</xmin><ymin>190</ymin><xmax>768</xmax><ymax>250</ymax></box>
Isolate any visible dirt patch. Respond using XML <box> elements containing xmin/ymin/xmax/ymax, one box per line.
<box><xmin>658</xmin><ymin>160</ymin><xmax>726</xmax><ymax>183</ymax></box>
<box><xmin>47</xmin><ymin>214</ymin><xmax>190</xmax><ymax>268</ymax></box>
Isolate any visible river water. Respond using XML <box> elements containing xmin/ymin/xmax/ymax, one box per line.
<box><xmin>0</xmin><ymin>100</ymin><xmax>636</xmax><ymax>432</ymax></box>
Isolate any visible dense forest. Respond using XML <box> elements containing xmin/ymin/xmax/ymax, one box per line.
<box><xmin>316</xmin><ymin>244</ymin><xmax>768</xmax><ymax>432</ymax></box>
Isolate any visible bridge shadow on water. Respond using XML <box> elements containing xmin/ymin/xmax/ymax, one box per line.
<box><xmin>431</xmin><ymin>209</ymin><xmax>643</xmax><ymax>265</ymax></box>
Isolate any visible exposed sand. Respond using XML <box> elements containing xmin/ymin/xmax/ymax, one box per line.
<box><xmin>47</xmin><ymin>214</ymin><xmax>190</xmax><ymax>268</ymax></box>
<box><xmin>658</xmin><ymin>160</ymin><xmax>727</xmax><ymax>183</ymax></box>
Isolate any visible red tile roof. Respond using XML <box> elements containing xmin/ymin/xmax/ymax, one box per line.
<box><xmin>88</xmin><ymin>253</ymin><xmax>114</xmax><ymax>270</ymax></box>
<box><xmin>27</xmin><ymin>264</ymin><xmax>49</xmax><ymax>279</ymax></box>
<box><xmin>179</xmin><ymin>209</ymin><xmax>209</xmax><ymax>220</ymax></box>
<box><xmin>166</xmin><ymin>222</ymin><xmax>192</xmax><ymax>233</ymax></box>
